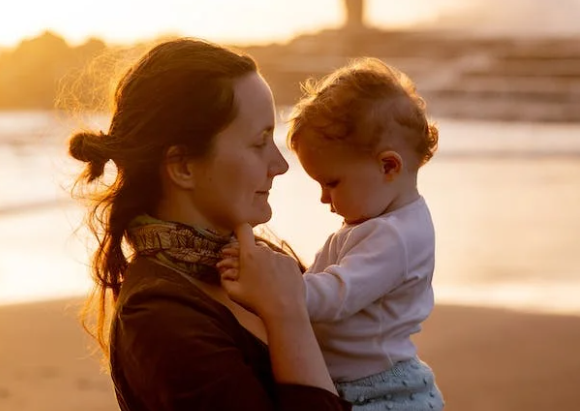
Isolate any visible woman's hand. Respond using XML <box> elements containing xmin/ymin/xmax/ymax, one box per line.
<box><xmin>219</xmin><ymin>224</ymin><xmax>338</xmax><ymax>395</ymax></box>
<box><xmin>218</xmin><ymin>224</ymin><xmax>307</xmax><ymax>323</ymax></box>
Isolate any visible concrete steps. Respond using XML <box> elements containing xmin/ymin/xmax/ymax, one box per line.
<box><xmin>244</xmin><ymin>30</ymin><xmax>580</xmax><ymax>122</ymax></box>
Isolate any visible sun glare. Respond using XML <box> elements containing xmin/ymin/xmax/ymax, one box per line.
<box><xmin>0</xmin><ymin>0</ymin><xmax>341</xmax><ymax>47</ymax></box>
<box><xmin>0</xmin><ymin>0</ymin><xmax>466</xmax><ymax>48</ymax></box>
<box><xmin>367</xmin><ymin>0</ymin><xmax>466</xmax><ymax>27</ymax></box>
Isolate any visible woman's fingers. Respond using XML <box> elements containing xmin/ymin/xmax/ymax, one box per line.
<box><xmin>223</xmin><ymin>224</ymin><xmax>307</xmax><ymax>319</ymax></box>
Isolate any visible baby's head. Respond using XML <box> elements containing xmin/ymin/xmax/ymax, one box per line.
<box><xmin>287</xmin><ymin>57</ymin><xmax>438</xmax><ymax>224</ymax></box>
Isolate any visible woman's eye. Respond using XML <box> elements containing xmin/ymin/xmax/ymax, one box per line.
<box><xmin>253</xmin><ymin>141</ymin><xmax>268</xmax><ymax>149</ymax></box>
<box><xmin>253</xmin><ymin>131</ymin><xmax>273</xmax><ymax>149</ymax></box>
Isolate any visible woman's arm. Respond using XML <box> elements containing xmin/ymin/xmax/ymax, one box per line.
<box><xmin>263</xmin><ymin>301</ymin><xmax>337</xmax><ymax>393</ymax></box>
<box><xmin>220</xmin><ymin>224</ymin><xmax>339</xmax><ymax>395</ymax></box>
<box><xmin>113</xmin><ymin>263</ymin><xmax>350</xmax><ymax>411</ymax></box>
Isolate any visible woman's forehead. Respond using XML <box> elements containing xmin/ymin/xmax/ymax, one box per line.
<box><xmin>232</xmin><ymin>73</ymin><xmax>275</xmax><ymax>131</ymax></box>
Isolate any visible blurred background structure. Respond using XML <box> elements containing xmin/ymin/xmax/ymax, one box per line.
<box><xmin>1</xmin><ymin>1</ymin><xmax>580</xmax><ymax>410</ymax></box>
<box><xmin>256</xmin><ymin>0</ymin><xmax>580</xmax><ymax>122</ymax></box>
<box><xmin>0</xmin><ymin>0</ymin><xmax>579</xmax><ymax>121</ymax></box>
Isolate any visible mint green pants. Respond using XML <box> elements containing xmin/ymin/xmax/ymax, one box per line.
<box><xmin>335</xmin><ymin>357</ymin><xmax>444</xmax><ymax>411</ymax></box>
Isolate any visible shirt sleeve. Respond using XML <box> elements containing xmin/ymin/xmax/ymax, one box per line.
<box><xmin>304</xmin><ymin>218</ymin><xmax>407</xmax><ymax>322</ymax></box>
<box><xmin>114</xmin><ymin>285</ymin><xmax>351</xmax><ymax>411</ymax></box>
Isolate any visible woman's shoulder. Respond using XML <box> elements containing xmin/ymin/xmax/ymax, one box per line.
<box><xmin>111</xmin><ymin>257</ymin><xmax>253</xmax><ymax>366</ymax></box>
<box><xmin>120</xmin><ymin>257</ymin><xmax>192</xmax><ymax>299</ymax></box>
<box><xmin>116</xmin><ymin>257</ymin><xmax>233</xmax><ymax>329</ymax></box>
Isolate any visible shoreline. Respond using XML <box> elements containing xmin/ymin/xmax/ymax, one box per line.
<box><xmin>2</xmin><ymin>293</ymin><xmax>580</xmax><ymax>317</ymax></box>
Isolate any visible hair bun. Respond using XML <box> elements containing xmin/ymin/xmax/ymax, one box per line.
<box><xmin>69</xmin><ymin>131</ymin><xmax>109</xmax><ymax>164</ymax></box>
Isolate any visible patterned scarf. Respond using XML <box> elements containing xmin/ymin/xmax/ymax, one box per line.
<box><xmin>127</xmin><ymin>214</ymin><xmax>234</xmax><ymax>284</ymax></box>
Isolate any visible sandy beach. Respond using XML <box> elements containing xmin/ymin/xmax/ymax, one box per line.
<box><xmin>1</xmin><ymin>299</ymin><xmax>579</xmax><ymax>411</ymax></box>
<box><xmin>415</xmin><ymin>305</ymin><xmax>580</xmax><ymax>411</ymax></box>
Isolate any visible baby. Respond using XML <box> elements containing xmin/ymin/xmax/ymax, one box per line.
<box><xmin>285</xmin><ymin>58</ymin><xmax>444</xmax><ymax>411</ymax></box>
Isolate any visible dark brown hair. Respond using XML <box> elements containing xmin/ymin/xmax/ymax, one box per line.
<box><xmin>68</xmin><ymin>38</ymin><xmax>259</xmax><ymax>354</ymax></box>
<box><xmin>287</xmin><ymin>57</ymin><xmax>438</xmax><ymax>168</ymax></box>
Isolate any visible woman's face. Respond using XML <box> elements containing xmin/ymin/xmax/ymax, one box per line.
<box><xmin>189</xmin><ymin>72</ymin><xmax>288</xmax><ymax>232</ymax></box>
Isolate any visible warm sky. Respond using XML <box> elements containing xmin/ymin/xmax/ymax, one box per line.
<box><xmin>1</xmin><ymin>0</ymin><xmax>579</xmax><ymax>48</ymax></box>
<box><xmin>0</xmin><ymin>0</ymin><xmax>469</xmax><ymax>47</ymax></box>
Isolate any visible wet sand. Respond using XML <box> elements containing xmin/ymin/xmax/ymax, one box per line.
<box><xmin>1</xmin><ymin>299</ymin><xmax>579</xmax><ymax>410</ymax></box>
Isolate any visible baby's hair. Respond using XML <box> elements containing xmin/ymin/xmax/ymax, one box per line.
<box><xmin>287</xmin><ymin>57</ymin><xmax>438</xmax><ymax>168</ymax></box>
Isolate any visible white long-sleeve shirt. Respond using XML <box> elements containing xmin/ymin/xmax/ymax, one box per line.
<box><xmin>304</xmin><ymin>196</ymin><xmax>435</xmax><ymax>382</ymax></box>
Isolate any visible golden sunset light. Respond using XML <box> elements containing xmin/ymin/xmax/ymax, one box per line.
<box><xmin>0</xmin><ymin>0</ymin><xmax>465</xmax><ymax>47</ymax></box>
<box><xmin>1</xmin><ymin>1</ymin><xmax>580</xmax><ymax>411</ymax></box>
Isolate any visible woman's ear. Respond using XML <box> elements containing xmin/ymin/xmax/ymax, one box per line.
<box><xmin>378</xmin><ymin>150</ymin><xmax>403</xmax><ymax>181</ymax></box>
<box><xmin>164</xmin><ymin>145</ymin><xmax>197</xmax><ymax>189</ymax></box>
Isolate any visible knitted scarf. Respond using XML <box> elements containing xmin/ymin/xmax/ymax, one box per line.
<box><xmin>127</xmin><ymin>214</ymin><xmax>234</xmax><ymax>284</ymax></box>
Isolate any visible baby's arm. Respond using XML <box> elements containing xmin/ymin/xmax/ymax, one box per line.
<box><xmin>304</xmin><ymin>219</ymin><xmax>407</xmax><ymax>322</ymax></box>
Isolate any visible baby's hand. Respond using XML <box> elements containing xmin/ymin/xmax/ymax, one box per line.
<box><xmin>217</xmin><ymin>242</ymin><xmax>240</xmax><ymax>279</ymax></box>
<box><xmin>218</xmin><ymin>238</ymin><xmax>273</xmax><ymax>278</ymax></box>
<box><xmin>218</xmin><ymin>224</ymin><xmax>306</xmax><ymax>321</ymax></box>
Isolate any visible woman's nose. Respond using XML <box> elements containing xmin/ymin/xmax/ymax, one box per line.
<box><xmin>269</xmin><ymin>145</ymin><xmax>289</xmax><ymax>177</ymax></box>
<box><xmin>320</xmin><ymin>188</ymin><xmax>331</xmax><ymax>204</ymax></box>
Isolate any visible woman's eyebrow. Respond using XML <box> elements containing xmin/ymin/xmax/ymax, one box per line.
<box><xmin>253</xmin><ymin>125</ymin><xmax>274</xmax><ymax>137</ymax></box>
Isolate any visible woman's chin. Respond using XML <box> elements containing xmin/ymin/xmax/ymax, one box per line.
<box><xmin>246</xmin><ymin>205</ymin><xmax>272</xmax><ymax>227</ymax></box>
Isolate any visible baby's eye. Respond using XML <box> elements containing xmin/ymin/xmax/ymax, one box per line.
<box><xmin>324</xmin><ymin>180</ymin><xmax>340</xmax><ymax>189</ymax></box>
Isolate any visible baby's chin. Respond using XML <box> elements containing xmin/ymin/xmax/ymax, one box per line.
<box><xmin>343</xmin><ymin>213</ymin><xmax>378</xmax><ymax>225</ymax></box>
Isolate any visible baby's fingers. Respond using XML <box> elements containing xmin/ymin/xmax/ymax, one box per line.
<box><xmin>219</xmin><ymin>267</ymin><xmax>239</xmax><ymax>281</ymax></box>
<box><xmin>221</xmin><ymin>246</ymin><xmax>240</xmax><ymax>257</ymax></box>
<box><xmin>216</xmin><ymin>257</ymin><xmax>239</xmax><ymax>268</ymax></box>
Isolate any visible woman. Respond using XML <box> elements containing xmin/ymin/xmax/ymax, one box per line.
<box><xmin>69</xmin><ymin>38</ymin><xmax>351</xmax><ymax>411</ymax></box>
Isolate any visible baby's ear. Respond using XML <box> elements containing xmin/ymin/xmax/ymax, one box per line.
<box><xmin>378</xmin><ymin>150</ymin><xmax>403</xmax><ymax>180</ymax></box>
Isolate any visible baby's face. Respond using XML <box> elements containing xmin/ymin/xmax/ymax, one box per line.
<box><xmin>295</xmin><ymin>133</ymin><xmax>400</xmax><ymax>224</ymax></box>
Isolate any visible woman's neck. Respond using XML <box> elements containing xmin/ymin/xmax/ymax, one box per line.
<box><xmin>155</xmin><ymin>197</ymin><xmax>232</xmax><ymax>236</ymax></box>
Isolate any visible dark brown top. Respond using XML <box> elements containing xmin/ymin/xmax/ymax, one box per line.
<box><xmin>110</xmin><ymin>257</ymin><xmax>351</xmax><ymax>411</ymax></box>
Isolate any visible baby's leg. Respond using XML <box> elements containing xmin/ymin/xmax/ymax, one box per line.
<box><xmin>335</xmin><ymin>358</ymin><xmax>444</xmax><ymax>411</ymax></box>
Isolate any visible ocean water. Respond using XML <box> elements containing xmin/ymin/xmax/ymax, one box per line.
<box><xmin>1</xmin><ymin>111</ymin><xmax>579</xmax><ymax>314</ymax></box>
